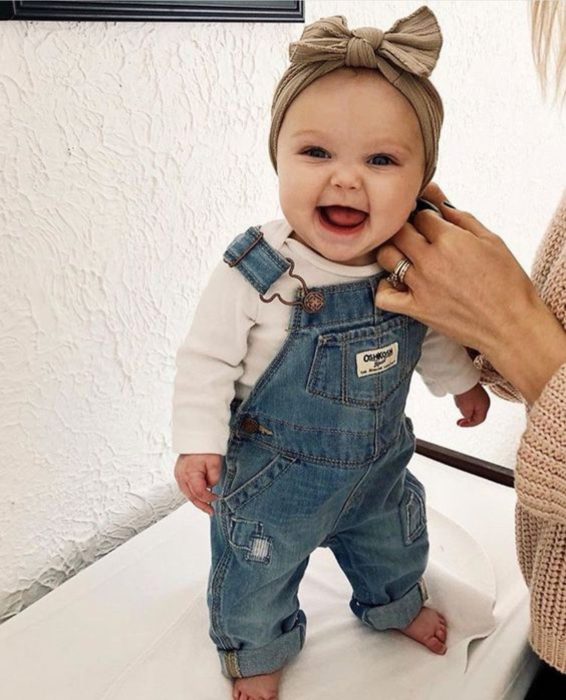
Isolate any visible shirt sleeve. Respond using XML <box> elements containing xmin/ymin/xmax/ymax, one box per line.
<box><xmin>415</xmin><ymin>327</ymin><xmax>481</xmax><ymax>396</ymax></box>
<box><xmin>515</xmin><ymin>362</ymin><xmax>566</xmax><ymax>525</ymax></box>
<box><xmin>171</xmin><ymin>259</ymin><xmax>257</xmax><ymax>455</ymax></box>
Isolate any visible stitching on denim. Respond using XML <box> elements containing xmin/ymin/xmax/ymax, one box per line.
<box><xmin>223</xmin><ymin>650</ymin><xmax>242</xmax><ymax>679</ymax></box>
<box><xmin>226</xmin><ymin>514</ymin><xmax>253</xmax><ymax>551</ymax></box>
<box><xmin>254</xmin><ymin>235</ymin><xmax>291</xmax><ymax>272</ymax></box>
<box><xmin>238</xmin><ymin>323</ymin><xmax>298</xmax><ymax>400</ymax></box>
<box><xmin>224</xmin><ymin>228</ymin><xmax>290</xmax><ymax>292</ymax></box>
<box><xmin>226</xmin><ymin>514</ymin><xmax>265</xmax><ymax>552</ymax></box>
<box><xmin>307</xmin><ymin>369</ymin><xmax>411</xmax><ymax>408</ymax></box>
<box><xmin>254</xmin><ymin>415</ymin><xmax>375</xmax><ymax>437</ymax></box>
<box><xmin>209</xmin><ymin>511</ymin><xmax>238</xmax><ymax>649</ymax></box>
<box><xmin>223</xmin><ymin>455</ymin><xmax>298</xmax><ymax>510</ymax></box>
<box><xmin>229</xmin><ymin>460</ymin><xmax>296</xmax><ymax>509</ymax></box>
<box><xmin>326</xmin><ymin>461</ymin><xmax>374</xmax><ymax>536</ymax></box>
<box><xmin>301</xmin><ymin>313</ymin><xmax>378</xmax><ymax>331</ymax></box>
<box><xmin>236</xmin><ymin>263</ymin><xmax>272</xmax><ymax>294</ymax></box>
<box><xmin>240</xmin><ymin>438</ymin><xmax>381</xmax><ymax>468</ymax></box>
<box><xmin>223</xmin><ymin>227</ymin><xmax>262</xmax><ymax>263</ymax></box>
<box><xmin>305</xmin><ymin>340</ymin><xmax>321</xmax><ymax>394</ymax></box>
<box><xmin>305</xmin><ymin>320</ymin><xmax>415</xmax><ymax>407</ymax></box>
<box><xmin>341</xmin><ymin>334</ymin><xmax>347</xmax><ymax>403</ymax></box>
<box><xmin>315</xmin><ymin>317</ymin><xmax>406</xmax><ymax>343</ymax></box>
<box><xmin>403</xmin><ymin>487</ymin><xmax>426</xmax><ymax>544</ymax></box>
<box><xmin>228</xmin><ymin>514</ymin><xmax>273</xmax><ymax>564</ymax></box>
<box><xmin>298</xmin><ymin>275</ymin><xmax>384</xmax><ymax>295</ymax></box>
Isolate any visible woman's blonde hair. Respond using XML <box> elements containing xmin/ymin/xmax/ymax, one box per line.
<box><xmin>530</xmin><ymin>0</ymin><xmax>566</xmax><ymax>107</ymax></box>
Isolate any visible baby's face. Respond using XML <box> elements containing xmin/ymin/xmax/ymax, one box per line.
<box><xmin>276</xmin><ymin>68</ymin><xmax>426</xmax><ymax>266</ymax></box>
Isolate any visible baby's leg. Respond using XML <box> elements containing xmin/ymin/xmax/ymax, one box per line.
<box><xmin>327</xmin><ymin>462</ymin><xmax>448</xmax><ymax>652</ymax></box>
<box><xmin>207</xmin><ymin>464</ymin><xmax>311</xmax><ymax>693</ymax></box>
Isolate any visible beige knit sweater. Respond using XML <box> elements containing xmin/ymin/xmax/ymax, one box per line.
<box><xmin>474</xmin><ymin>189</ymin><xmax>566</xmax><ymax>672</ymax></box>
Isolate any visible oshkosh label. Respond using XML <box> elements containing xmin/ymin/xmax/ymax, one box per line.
<box><xmin>356</xmin><ymin>343</ymin><xmax>398</xmax><ymax>377</ymax></box>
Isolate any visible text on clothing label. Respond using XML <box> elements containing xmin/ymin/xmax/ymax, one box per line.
<box><xmin>356</xmin><ymin>342</ymin><xmax>399</xmax><ymax>377</ymax></box>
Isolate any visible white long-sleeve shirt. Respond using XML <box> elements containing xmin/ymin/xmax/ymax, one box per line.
<box><xmin>172</xmin><ymin>219</ymin><xmax>480</xmax><ymax>455</ymax></box>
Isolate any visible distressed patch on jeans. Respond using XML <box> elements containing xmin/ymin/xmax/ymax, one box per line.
<box><xmin>246</xmin><ymin>534</ymin><xmax>273</xmax><ymax>564</ymax></box>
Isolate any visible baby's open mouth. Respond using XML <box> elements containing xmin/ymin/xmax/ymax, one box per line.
<box><xmin>319</xmin><ymin>205</ymin><xmax>368</xmax><ymax>228</ymax></box>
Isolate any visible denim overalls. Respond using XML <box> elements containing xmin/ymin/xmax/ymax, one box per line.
<box><xmin>207</xmin><ymin>226</ymin><xmax>429</xmax><ymax>679</ymax></box>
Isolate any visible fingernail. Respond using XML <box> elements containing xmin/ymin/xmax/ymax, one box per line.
<box><xmin>414</xmin><ymin>198</ymin><xmax>441</xmax><ymax>214</ymax></box>
<box><xmin>442</xmin><ymin>200</ymin><xmax>456</xmax><ymax>209</ymax></box>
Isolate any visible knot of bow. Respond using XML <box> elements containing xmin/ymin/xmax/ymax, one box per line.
<box><xmin>289</xmin><ymin>5</ymin><xmax>442</xmax><ymax>78</ymax></box>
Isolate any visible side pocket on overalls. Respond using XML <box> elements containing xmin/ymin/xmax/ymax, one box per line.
<box><xmin>221</xmin><ymin>449</ymin><xmax>297</xmax><ymax>513</ymax></box>
<box><xmin>399</xmin><ymin>470</ymin><xmax>427</xmax><ymax>545</ymax></box>
<box><xmin>217</xmin><ymin>444</ymin><xmax>298</xmax><ymax>564</ymax></box>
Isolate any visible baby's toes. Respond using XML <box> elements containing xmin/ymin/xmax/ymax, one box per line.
<box><xmin>436</xmin><ymin>624</ymin><xmax>447</xmax><ymax>643</ymax></box>
<box><xmin>427</xmin><ymin>634</ymin><xmax>447</xmax><ymax>655</ymax></box>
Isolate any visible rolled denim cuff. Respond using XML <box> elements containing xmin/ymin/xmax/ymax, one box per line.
<box><xmin>351</xmin><ymin>579</ymin><xmax>428</xmax><ymax>631</ymax></box>
<box><xmin>218</xmin><ymin>609</ymin><xmax>306</xmax><ymax>679</ymax></box>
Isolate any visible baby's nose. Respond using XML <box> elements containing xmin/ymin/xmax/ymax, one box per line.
<box><xmin>330</xmin><ymin>169</ymin><xmax>362</xmax><ymax>189</ymax></box>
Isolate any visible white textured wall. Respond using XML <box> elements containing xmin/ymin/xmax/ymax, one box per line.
<box><xmin>0</xmin><ymin>0</ymin><xmax>564</xmax><ymax>621</ymax></box>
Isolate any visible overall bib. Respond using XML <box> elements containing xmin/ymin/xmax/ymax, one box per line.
<box><xmin>207</xmin><ymin>226</ymin><xmax>429</xmax><ymax>679</ymax></box>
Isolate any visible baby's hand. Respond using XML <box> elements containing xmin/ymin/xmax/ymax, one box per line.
<box><xmin>174</xmin><ymin>453</ymin><xmax>223</xmax><ymax>516</ymax></box>
<box><xmin>453</xmin><ymin>383</ymin><xmax>490</xmax><ymax>427</ymax></box>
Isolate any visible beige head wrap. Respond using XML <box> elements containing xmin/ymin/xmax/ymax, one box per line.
<box><xmin>269</xmin><ymin>5</ymin><xmax>444</xmax><ymax>191</ymax></box>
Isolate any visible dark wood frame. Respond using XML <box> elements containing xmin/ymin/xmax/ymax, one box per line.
<box><xmin>416</xmin><ymin>439</ymin><xmax>514</xmax><ymax>487</ymax></box>
<box><xmin>0</xmin><ymin>1</ymin><xmax>305</xmax><ymax>22</ymax></box>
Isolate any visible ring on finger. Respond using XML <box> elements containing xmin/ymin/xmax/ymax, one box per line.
<box><xmin>387</xmin><ymin>257</ymin><xmax>412</xmax><ymax>289</ymax></box>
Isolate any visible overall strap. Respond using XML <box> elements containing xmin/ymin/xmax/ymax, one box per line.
<box><xmin>223</xmin><ymin>226</ymin><xmax>291</xmax><ymax>295</ymax></box>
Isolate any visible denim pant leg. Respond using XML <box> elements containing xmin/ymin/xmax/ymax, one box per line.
<box><xmin>326</xmin><ymin>438</ymin><xmax>429</xmax><ymax>631</ymax></box>
<box><xmin>207</xmin><ymin>440</ymin><xmax>368</xmax><ymax>678</ymax></box>
<box><xmin>207</xmin><ymin>503</ymin><xmax>309</xmax><ymax>679</ymax></box>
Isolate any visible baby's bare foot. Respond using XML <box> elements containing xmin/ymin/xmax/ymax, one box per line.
<box><xmin>399</xmin><ymin>606</ymin><xmax>448</xmax><ymax>654</ymax></box>
<box><xmin>232</xmin><ymin>668</ymin><xmax>283</xmax><ymax>700</ymax></box>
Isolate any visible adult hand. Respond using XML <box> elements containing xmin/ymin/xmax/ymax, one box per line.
<box><xmin>375</xmin><ymin>182</ymin><xmax>536</xmax><ymax>355</ymax></box>
<box><xmin>375</xmin><ymin>182</ymin><xmax>566</xmax><ymax>405</ymax></box>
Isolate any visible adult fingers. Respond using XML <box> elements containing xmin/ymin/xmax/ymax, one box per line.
<box><xmin>374</xmin><ymin>277</ymin><xmax>415</xmax><ymax>317</ymax></box>
<box><xmin>376</xmin><ymin>242</ymin><xmax>406</xmax><ymax>273</ymax></box>
<box><xmin>420</xmin><ymin>181</ymin><xmax>451</xmax><ymax>210</ymax></box>
<box><xmin>413</xmin><ymin>202</ymin><xmax>495</xmax><ymax>243</ymax></box>
<box><xmin>436</xmin><ymin>202</ymin><xmax>496</xmax><ymax>239</ymax></box>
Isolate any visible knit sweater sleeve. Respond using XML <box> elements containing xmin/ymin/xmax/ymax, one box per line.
<box><xmin>515</xmin><ymin>362</ymin><xmax>566</xmax><ymax>525</ymax></box>
<box><xmin>472</xmin><ymin>353</ymin><xmax>525</xmax><ymax>403</ymax></box>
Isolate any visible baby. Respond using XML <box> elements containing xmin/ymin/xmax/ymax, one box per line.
<box><xmin>172</xmin><ymin>7</ymin><xmax>490</xmax><ymax>700</ymax></box>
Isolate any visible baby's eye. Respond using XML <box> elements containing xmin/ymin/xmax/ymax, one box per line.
<box><xmin>369</xmin><ymin>154</ymin><xmax>394</xmax><ymax>166</ymax></box>
<box><xmin>303</xmin><ymin>147</ymin><xmax>329</xmax><ymax>159</ymax></box>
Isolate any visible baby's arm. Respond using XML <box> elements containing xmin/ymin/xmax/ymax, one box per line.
<box><xmin>415</xmin><ymin>328</ymin><xmax>490</xmax><ymax>426</ymax></box>
<box><xmin>172</xmin><ymin>259</ymin><xmax>257</xmax><ymax>512</ymax></box>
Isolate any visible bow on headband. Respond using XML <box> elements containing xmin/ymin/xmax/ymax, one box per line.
<box><xmin>288</xmin><ymin>6</ymin><xmax>442</xmax><ymax>79</ymax></box>
<box><xmin>269</xmin><ymin>4</ymin><xmax>444</xmax><ymax>192</ymax></box>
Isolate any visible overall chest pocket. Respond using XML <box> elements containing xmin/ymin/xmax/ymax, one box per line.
<box><xmin>306</xmin><ymin>316</ymin><xmax>413</xmax><ymax>409</ymax></box>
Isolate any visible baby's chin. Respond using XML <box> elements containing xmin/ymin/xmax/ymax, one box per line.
<box><xmin>318</xmin><ymin>244</ymin><xmax>379</xmax><ymax>267</ymax></box>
